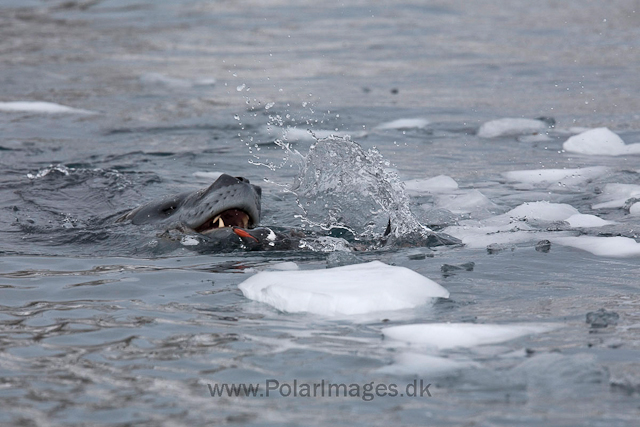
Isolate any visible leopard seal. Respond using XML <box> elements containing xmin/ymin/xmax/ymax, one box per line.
<box><xmin>117</xmin><ymin>174</ymin><xmax>262</xmax><ymax>235</ymax></box>
<box><xmin>117</xmin><ymin>173</ymin><xmax>460</xmax><ymax>252</ymax></box>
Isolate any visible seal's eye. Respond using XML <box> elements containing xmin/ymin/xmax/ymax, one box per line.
<box><xmin>160</xmin><ymin>205</ymin><xmax>177</xmax><ymax>216</ymax></box>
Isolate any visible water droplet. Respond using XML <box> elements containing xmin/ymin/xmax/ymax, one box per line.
<box><xmin>265</xmin><ymin>102</ymin><xmax>275</xmax><ymax>110</ymax></box>
<box><xmin>236</xmin><ymin>84</ymin><xmax>246</xmax><ymax>91</ymax></box>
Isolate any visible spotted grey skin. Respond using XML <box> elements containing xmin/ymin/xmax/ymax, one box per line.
<box><xmin>117</xmin><ymin>174</ymin><xmax>261</xmax><ymax>232</ymax></box>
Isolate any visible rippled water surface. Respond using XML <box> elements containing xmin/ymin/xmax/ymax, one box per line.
<box><xmin>2</xmin><ymin>1</ymin><xmax>640</xmax><ymax>425</ymax></box>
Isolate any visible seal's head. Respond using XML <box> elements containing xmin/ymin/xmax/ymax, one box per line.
<box><xmin>118</xmin><ymin>174</ymin><xmax>262</xmax><ymax>235</ymax></box>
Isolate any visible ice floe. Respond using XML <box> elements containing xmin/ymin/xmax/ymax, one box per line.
<box><xmin>592</xmin><ymin>183</ymin><xmax>640</xmax><ymax>209</ymax></box>
<box><xmin>434</xmin><ymin>190</ymin><xmax>498</xmax><ymax>215</ymax></box>
<box><xmin>382</xmin><ymin>323</ymin><xmax>555</xmax><ymax>350</ymax></box>
<box><xmin>552</xmin><ymin>236</ymin><xmax>640</xmax><ymax>257</ymax></box>
<box><xmin>139</xmin><ymin>72</ymin><xmax>216</xmax><ymax>88</ymax></box>
<box><xmin>502</xmin><ymin>166</ymin><xmax>610</xmax><ymax>188</ymax></box>
<box><xmin>477</xmin><ymin>118</ymin><xmax>549</xmax><ymax>138</ymax></box>
<box><xmin>506</xmin><ymin>201</ymin><xmax>579</xmax><ymax>222</ymax></box>
<box><xmin>0</xmin><ymin>101</ymin><xmax>95</xmax><ymax>114</ymax></box>
<box><xmin>563</xmin><ymin>127</ymin><xmax>640</xmax><ymax>156</ymax></box>
<box><xmin>238</xmin><ymin>261</ymin><xmax>449</xmax><ymax>316</ymax></box>
<box><xmin>403</xmin><ymin>175</ymin><xmax>459</xmax><ymax>195</ymax></box>
<box><xmin>443</xmin><ymin>201</ymin><xmax>612</xmax><ymax>248</ymax></box>
<box><xmin>564</xmin><ymin>214</ymin><xmax>613</xmax><ymax>228</ymax></box>
<box><xmin>375</xmin><ymin>118</ymin><xmax>429</xmax><ymax>130</ymax></box>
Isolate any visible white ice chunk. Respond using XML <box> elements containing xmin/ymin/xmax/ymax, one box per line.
<box><xmin>238</xmin><ymin>261</ymin><xmax>449</xmax><ymax>316</ymax></box>
<box><xmin>435</xmin><ymin>190</ymin><xmax>497</xmax><ymax>214</ymax></box>
<box><xmin>502</xmin><ymin>166</ymin><xmax>610</xmax><ymax>187</ymax></box>
<box><xmin>377</xmin><ymin>353</ymin><xmax>480</xmax><ymax>375</ymax></box>
<box><xmin>505</xmin><ymin>201</ymin><xmax>579</xmax><ymax>222</ymax></box>
<box><xmin>382</xmin><ymin>323</ymin><xmax>555</xmax><ymax>350</ymax></box>
<box><xmin>553</xmin><ymin>236</ymin><xmax>640</xmax><ymax>257</ymax></box>
<box><xmin>442</xmin><ymin>201</ymin><xmax>584</xmax><ymax>248</ymax></box>
<box><xmin>564</xmin><ymin>214</ymin><xmax>613</xmax><ymax>228</ymax></box>
<box><xmin>375</xmin><ymin>118</ymin><xmax>430</xmax><ymax>130</ymax></box>
<box><xmin>592</xmin><ymin>183</ymin><xmax>640</xmax><ymax>209</ymax></box>
<box><xmin>0</xmin><ymin>101</ymin><xmax>95</xmax><ymax>114</ymax></box>
<box><xmin>563</xmin><ymin>127</ymin><xmax>640</xmax><ymax>156</ymax></box>
<box><xmin>630</xmin><ymin>203</ymin><xmax>640</xmax><ymax>216</ymax></box>
<box><xmin>477</xmin><ymin>118</ymin><xmax>548</xmax><ymax>138</ymax></box>
<box><xmin>404</xmin><ymin>175</ymin><xmax>459</xmax><ymax>195</ymax></box>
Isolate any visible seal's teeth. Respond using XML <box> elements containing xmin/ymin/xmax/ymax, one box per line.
<box><xmin>211</xmin><ymin>215</ymin><xmax>222</xmax><ymax>228</ymax></box>
<box><xmin>218</xmin><ymin>217</ymin><xmax>225</xmax><ymax>228</ymax></box>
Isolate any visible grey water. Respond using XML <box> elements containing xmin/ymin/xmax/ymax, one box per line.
<box><xmin>1</xmin><ymin>0</ymin><xmax>640</xmax><ymax>425</ymax></box>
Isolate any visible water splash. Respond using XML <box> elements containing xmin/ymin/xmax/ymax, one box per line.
<box><xmin>290</xmin><ymin>135</ymin><xmax>431</xmax><ymax>242</ymax></box>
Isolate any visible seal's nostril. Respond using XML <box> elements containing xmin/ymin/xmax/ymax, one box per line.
<box><xmin>235</xmin><ymin>176</ymin><xmax>249</xmax><ymax>183</ymax></box>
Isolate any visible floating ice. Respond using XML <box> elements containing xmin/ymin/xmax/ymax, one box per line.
<box><xmin>442</xmin><ymin>201</ymin><xmax>610</xmax><ymax>248</ymax></box>
<box><xmin>630</xmin><ymin>202</ymin><xmax>640</xmax><ymax>216</ymax></box>
<box><xmin>434</xmin><ymin>190</ymin><xmax>496</xmax><ymax>214</ymax></box>
<box><xmin>506</xmin><ymin>201</ymin><xmax>579</xmax><ymax>222</ymax></box>
<box><xmin>139</xmin><ymin>72</ymin><xmax>216</xmax><ymax>88</ymax></box>
<box><xmin>238</xmin><ymin>261</ymin><xmax>449</xmax><ymax>316</ymax></box>
<box><xmin>553</xmin><ymin>236</ymin><xmax>640</xmax><ymax>257</ymax></box>
<box><xmin>0</xmin><ymin>101</ymin><xmax>95</xmax><ymax>114</ymax></box>
<box><xmin>502</xmin><ymin>166</ymin><xmax>610</xmax><ymax>188</ymax></box>
<box><xmin>477</xmin><ymin>118</ymin><xmax>548</xmax><ymax>138</ymax></box>
<box><xmin>382</xmin><ymin>323</ymin><xmax>555</xmax><ymax>350</ymax></box>
<box><xmin>375</xmin><ymin>118</ymin><xmax>430</xmax><ymax>130</ymax></box>
<box><xmin>564</xmin><ymin>214</ymin><xmax>613</xmax><ymax>228</ymax></box>
<box><xmin>563</xmin><ymin>128</ymin><xmax>640</xmax><ymax>156</ymax></box>
<box><xmin>377</xmin><ymin>353</ymin><xmax>480</xmax><ymax>375</ymax></box>
<box><xmin>592</xmin><ymin>183</ymin><xmax>640</xmax><ymax>209</ymax></box>
<box><xmin>403</xmin><ymin>175</ymin><xmax>459</xmax><ymax>195</ymax></box>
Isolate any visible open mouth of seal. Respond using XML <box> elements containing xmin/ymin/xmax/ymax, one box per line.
<box><xmin>194</xmin><ymin>209</ymin><xmax>251</xmax><ymax>233</ymax></box>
